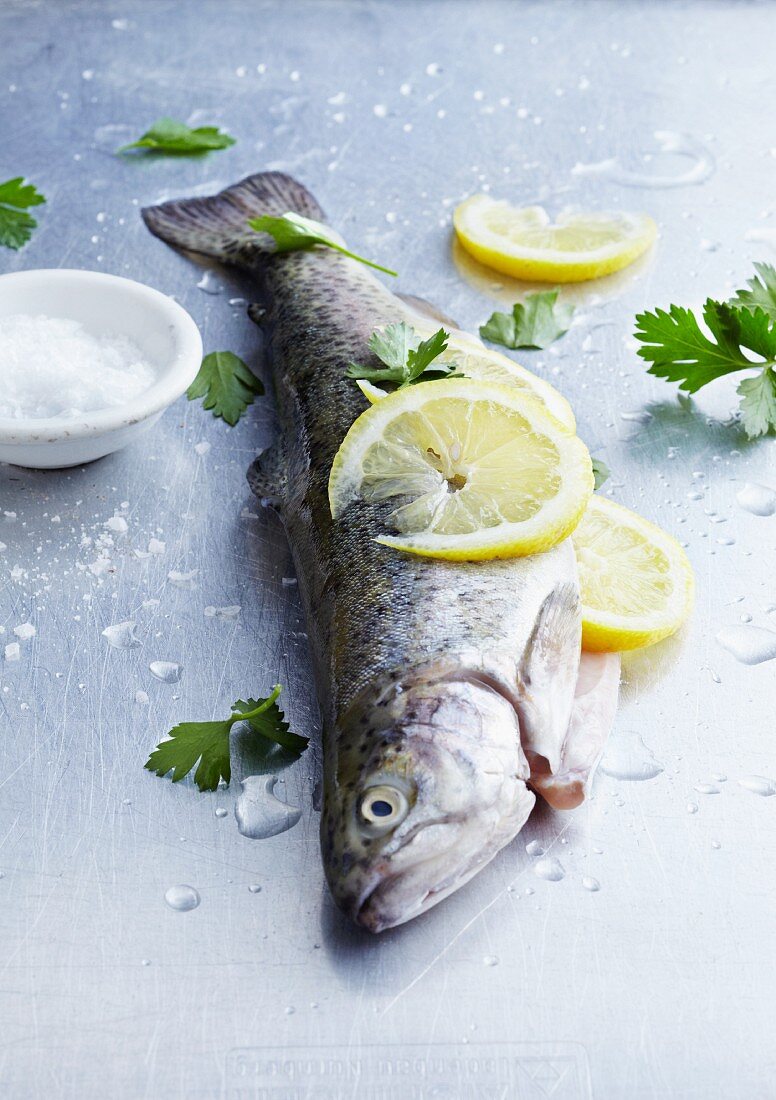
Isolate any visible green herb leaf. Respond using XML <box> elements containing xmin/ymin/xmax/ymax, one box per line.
<box><xmin>480</xmin><ymin>290</ymin><xmax>575</xmax><ymax>350</ymax></box>
<box><xmin>729</xmin><ymin>262</ymin><xmax>776</xmax><ymax>320</ymax></box>
<box><xmin>145</xmin><ymin>686</ymin><xmax>305</xmax><ymax>792</ymax></box>
<box><xmin>635</xmin><ymin>301</ymin><xmax>776</xmax><ymax>390</ymax></box>
<box><xmin>233</xmin><ymin>698</ymin><xmax>309</xmax><ymax>756</ymax></box>
<box><xmin>0</xmin><ymin>176</ymin><xmax>46</xmax><ymax>250</ymax></box>
<box><xmin>119</xmin><ymin>117</ymin><xmax>236</xmax><ymax>155</ymax></box>
<box><xmin>248</xmin><ymin>211</ymin><xmax>397</xmax><ymax>276</ymax></box>
<box><xmin>635</xmin><ymin>285</ymin><xmax>776</xmax><ymax>438</ymax></box>
<box><xmin>591</xmin><ymin>458</ymin><xmax>611</xmax><ymax>490</ymax></box>
<box><xmin>737</xmin><ymin>368</ymin><xmax>776</xmax><ymax>438</ymax></box>
<box><xmin>347</xmin><ymin>322</ymin><xmax>461</xmax><ymax>388</ymax></box>
<box><xmin>145</xmin><ymin>720</ymin><xmax>232</xmax><ymax>791</ymax></box>
<box><xmin>187</xmin><ymin>351</ymin><xmax>264</xmax><ymax>426</ymax></box>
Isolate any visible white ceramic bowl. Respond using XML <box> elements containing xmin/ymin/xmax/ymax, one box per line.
<box><xmin>0</xmin><ymin>269</ymin><xmax>202</xmax><ymax>468</ymax></box>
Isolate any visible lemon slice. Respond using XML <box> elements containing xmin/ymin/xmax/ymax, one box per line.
<box><xmin>454</xmin><ymin>195</ymin><xmax>657</xmax><ymax>283</ymax></box>
<box><xmin>329</xmin><ymin>378</ymin><xmax>593</xmax><ymax>560</ymax></box>
<box><xmin>356</xmin><ymin>322</ymin><xmax>576</xmax><ymax>432</ymax></box>
<box><xmin>573</xmin><ymin>496</ymin><xmax>694</xmax><ymax>651</ymax></box>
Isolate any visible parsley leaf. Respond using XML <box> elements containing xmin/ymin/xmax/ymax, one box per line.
<box><xmin>737</xmin><ymin>368</ymin><xmax>776</xmax><ymax>438</ymax></box>
<box><xmin>480</xmin><ymin>289</ymin><xmax>574</xmax><ymax>350</ymax></box>
<box><xmin>248</xmin><ymin>211</ymin><xmax>397</xmax><ymax>276</ymax></box>
<box><xmin>347</xmin><ymin>322</ymin><xmax>461</xmax><ymax>388</ymax></box>
<box><xmin>591</xmin><ymin>458</ymin><xmax>610</xmax><ymax>490</ymax></box>
<box><xmin>729</xmin><ymin>262</ymin><xmax>776</xmax><ymax>320</ymax></box>
<box><xmin>0</xmin><ymin>176</ymin><xmax>46</xmax><ymax>250</ymax></box>
<box><xmin>635</xmin><ymin>292</ymin><xmax>776</xmax><ymax>438</ymax></box>
<box><xmin>187</xmin><ymin>351</ymin><xmax>264</xmax><ymax>425</ymax></box>
<box><xmin>145</xmin><ymin>685</ymin><xmax>306</xmax><ymax>792</ymax></box>
<box><xmin>119</xmin><ymin>117</ymin><xmax>236</xmax><ymax>155</ymax></box>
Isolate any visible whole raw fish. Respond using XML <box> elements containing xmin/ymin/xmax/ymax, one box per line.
<box><xmin>143</xmin><ymin>172</ymin><xmax>619</xmax><ymax>931</ymax></box>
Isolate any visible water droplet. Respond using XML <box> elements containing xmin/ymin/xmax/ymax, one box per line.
<box><xmin>214</xmin><ymin>807</ymin><xmax>228</xmax><ymax>818</ymax></box>
<box><xmin>102</xmin><ymin>620</ymin><xmax>141</xmax><ymax>649</ymax></box>
<box><xmin>525</xmin><ymin>840</ymin><xmax>544</xmax><ymax>858</ymax></box>
<box><xmin>284</xmin><ymin>1005</ymin><xmax>295</xmax><ymax>1015</ymax></box>
<box><xmin>737</xmin><ymin>775</ymin><xmax>776</xmax><ymax>797</ymax></box>
<box><xmin>599</xmin><ymin>729</ymin><xmax>664</xmax><ymax>781</ymax></box>
<box><xmin>235</xmin><ymin>776</ymin><xmax>302</xmax><ymax>839</ymax></box>
<box><xmin>736</xmin><ymin>483</ymin><xmax>776</xmax><ymax>516</ymax></box>
<box><xmin>196</xmin><ymin>271</ymin><xmax>222</xmax><ymax>295</ymax></box>
<box><xmin>149</xmin><ymin>660</ymin><xmax>183</xmax><ymax>683</ymax></box>
<box><xmin>164</xmin><ymin>884</ymin><xmax>200</xmax><ymax>911</ymax></box>
<box><xmin>694</xmin><ymin>782</ymin><xmax>721</xmax><ymax>795</ymax></box>
<box><xmin>619</xmin><ymin>409</ymin><xmax>653</xmax><ymax>424</ymax></box>
<box><xmin>572</xmin><ymin>130</ymin><xmax>714</xmax><ymax>188</ymax></box>
<box><xmin>533</xmin><ymin>857</ymin><xmax>565</xmax><ymax>882</ymax></box>
<box><xmin>483</xmin><ymin>955</ymin><xmax>499</xmax><ymax>967</ymax></box>
<box><xmin>204</xmin><ymin>604</ymin><xmax>241</xmax><ymax>621</ymax></box>
<box><xmin>686</xmin><ymin>801</ymin><xmax>699</xmax><ymax>814</ymax></box>
<box><xmin>582</xmin><ymin>876</ymin><xmax>600</xmax><ymax>892</ymax></box>
<box><xmin>248</xmin><ymin>884</ymin><xmax>263</xmax><ymax>893</ymax></box>
<box><xmin>135</xmin><ymin>690</ymin><xmax>149</xmax><ymax>705</ymax></box>
<box><xmin>711</xmin><ymin>839</ymin><xmax>721</xmax><ymax>850</ymax></box>
<box><xmin>716</xmin><ymin>625</ymin><xmax>776</xmax><ymax>665</ymax></box>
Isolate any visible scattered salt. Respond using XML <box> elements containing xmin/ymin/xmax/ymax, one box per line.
<box><xmin>167</xmin><ymin>569</ymin><xmax>198</xmax><ymax>588</ymax></box>
<box><xmin>104</xmin><ymin>516</ymin><xmax>128</xmax><ymax>534</ymax></box>
<box><xmin>0</xmin><ymin>314</ymin><xmax>158</xmax><ymax>420</ymax></box>
<box><xmin>4</xmin><ymin>643</ymin><xmax>20</xmax><ymax>662</ymax></box>
<box><xmin>13</xmin><ymin>623</ymin><xmax>36</xmax><ymax>641</ymax></box>
<box><xmin>147</xmin><ymin>538</ymin><xmax>166</xmax><ymax>555</ymax></box>
<box><xmin>194</xmin><ymin>441</ymin><xmax>211</xmax><ymax>456</ymax></box>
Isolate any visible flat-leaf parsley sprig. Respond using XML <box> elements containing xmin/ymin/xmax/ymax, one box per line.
<box><xmin>480</xmin><ymin>289</ymin><xmax>575</xmax><ymax>350</ymax></box>
<box><xmin>119</xmin><ymin>117</ymin><xmax>236</xmax><ymax>155</ymax></box>
<box><xmin>346</xmin><ymin>322</ymin><xmax>462</xmax><ymax>389</ymax></box>
<box><xmin>0</xmin><ymin>177</ymin><xmax>46</xmax><ymax>250</ymax></box>
<box><xmin>145</xmin><ymin>685</ymin><xmax>308</xmax><ymax>792</ymax></box>
<box><xmin>249</xmin><ymin>212</ymin><xmax>397</xmax><ymax>276</ymax></box>
<box><xmin>187</xmin><ymin>350</ymin><xmax>264</xmax><ymax>425</ymax></box>
<box><xmin>635</xmin><ymin>263</ymin><xmax>776</xmax><ymax>438</ymax></box>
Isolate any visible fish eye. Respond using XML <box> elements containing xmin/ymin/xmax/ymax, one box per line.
<box><xmin>359</xmin><ymin>785</ymin><xmax>409</xmax><ymax>829</ymax></box>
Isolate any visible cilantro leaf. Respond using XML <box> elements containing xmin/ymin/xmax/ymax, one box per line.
<box><xmin>480</xmin><ymin>290</ymin><xmax>574</xmax><ymax>349</ymax></box>
<box><xmin>248</xmin><ymin>211</ymin><xmax>397</xmax><ymax>276</ymax></box>
<box><xmin>634</xmin><ymin>283</ymin><xmax>776</xmax><ymax>438</ymax></box>
<box><xmin>729</xmin><ymin>262</ymin><xmax>776</xmax><ymax>320</ymax></box>
<box><xmin>635</xmin><ymin>301</ymin><xmax>776</xmax><ymax>391</ymax></box>
<box><xmin>187</xmin><ymin>351</ymin><xmax>263</xmax><ymax>426</ymax></box>
<box><xmin>145</xmin><ymin>720</ymin><xmax>232</xmax><ymax>791</ymax></box>
<box><xmin>737</xmin><ymin>368</ymin><xmax>776</xmax><ymax>437</ymax></box>
<box><xmin>0</xmin><ymin>176</ymin><xmax>46</xmax><ymax>250</ymax></box>
<box><xmin>591</xmin><ymin>458</ymin><xmax>610</xmax><ymax>490</ymax></box>
<box><xmin>145</xmin><ymin>686</ymin><xmax>306</xmax><ymax>792</ymax></box>
<box><xmin>119</xmin><ymin>117</ymin><xmax>235</xmax><ymax>155</ymax></box>
<box><xmin>233</xmin><ymin>698</ymin><xmax>309</xmax><ymax>756</ymax></box>
<box><xmin>347</xmin><ymin>322</ymin><xmax>461</xmax><ymax>388</ymax></box>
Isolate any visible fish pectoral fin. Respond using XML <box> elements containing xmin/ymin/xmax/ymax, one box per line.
<box><xmin>247</xmin><ymin>441</ymin><xmax>288</xmax><ymax>508</ymax></box>
<box><xmin>516</xmin><ymin>580</ymin><xmax>581</xmax><ymax>775</ymax></box>
<box><xmin>398</xmin><ymin>293</ymin><xmax>460</xmax><ymax>329</ymax></box>
<box><xmin>531</xmin><ymin>651</ymin><xmax>621</xmax><ymax>811</ymax></box>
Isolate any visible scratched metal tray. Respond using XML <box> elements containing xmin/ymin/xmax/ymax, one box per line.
<box><xmin>1</xmin><ymin>2</ymin><xmax>774</xmax><ymax>1097</ymax></box>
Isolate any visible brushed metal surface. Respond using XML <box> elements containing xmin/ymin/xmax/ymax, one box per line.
<box><xmin>1</xmin><ymin>2</ymin><xmax>775</xmax><ymax>1097</ymax></box>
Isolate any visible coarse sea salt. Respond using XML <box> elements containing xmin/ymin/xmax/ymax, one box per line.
<box><xmin>0</xmin><ymin>314</ymin><xmax>158</xmax><ymax>420</ymax></box>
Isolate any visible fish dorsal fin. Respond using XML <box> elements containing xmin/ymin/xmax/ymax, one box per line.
<box><xmin>398</xmin><ymin>294</ymin><xmax>459</xmax><ymax>329</ymax></box>
<box><xmin>247</xmin><ymin>441</ymin><xmax>288</xmax><ymax>508</ymax></box>
<box><xmin>516</xmin><ymin>581</ymin><xmax>581</xmax><ymax>774</ymax></box>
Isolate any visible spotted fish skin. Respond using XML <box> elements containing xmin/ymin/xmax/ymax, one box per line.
<box><xmin>143</xmin><ymin>172</ymin><xmax>599</xmax><ymax>932</ymax></box>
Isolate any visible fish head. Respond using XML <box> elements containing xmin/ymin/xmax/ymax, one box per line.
<box><xmin>321</xmin><ymin>677</ymin><xmax>535</xmax><ymax>932</ymax></box>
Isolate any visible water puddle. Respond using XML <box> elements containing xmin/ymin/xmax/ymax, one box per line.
<box><xmin>235</xmin><ymin>775</ymin><xmax>301</xmax><ymax>839</ymax></box>
<box><xmin>572</xmin><ymin>131</ymin><xmax>715</xmax><ymax>188</ymax></box>
<box><xmin>598</xmin><ymin>729</ymin><xmax>664</xmax><ymax>781</ymax></box>
<box><xmin>736</xmin><ymin>483</ymin><xmax>776</xmax><ymax>517</ymax></box>
<box><xmin>716</xmin><ymin>626</ymin><xmax>776</xmax><ymax>665</ymax></box>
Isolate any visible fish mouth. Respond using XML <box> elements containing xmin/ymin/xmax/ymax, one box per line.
<box><xmin>355</xmin><ymin>874</ymin><xmax>447</xmax><ymax>933</ymax></box>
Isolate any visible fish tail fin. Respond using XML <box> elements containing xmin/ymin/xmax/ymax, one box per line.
<box><xmin>141</xmin><ymin>171</ymin><xmax>325</xmax><ymax>266</ymax></box>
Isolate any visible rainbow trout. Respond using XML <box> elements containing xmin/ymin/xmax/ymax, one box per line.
<box><xmin>143</xmin><ymin>172</ymin><xmax>619</xmax><ymax>932</ymax></box>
